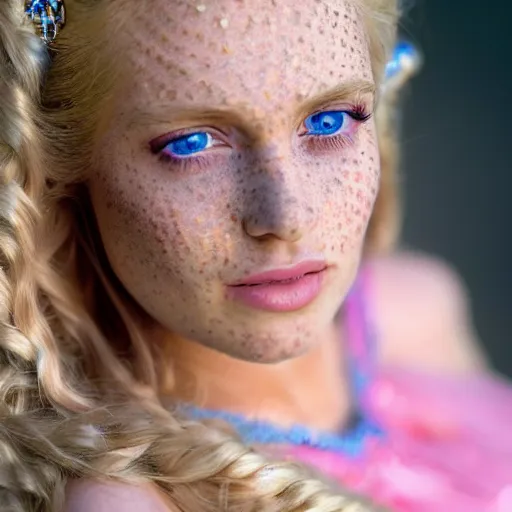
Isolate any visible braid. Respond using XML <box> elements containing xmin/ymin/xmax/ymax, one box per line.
<box><xmin>0</xmin><ymin>1</ymin><xmax>66</xmax><ymax>509</ymax></box>
<box><xmin>2</xmin><ymin>403</ymin><xmax>379</xmax><ymax>511</ymax></box>
<box><xmin>0</xmin><ymin>0</ymin><xmax>47</xmax><ymax>414</ymax></box>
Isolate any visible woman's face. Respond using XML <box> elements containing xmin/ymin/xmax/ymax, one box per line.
<box><xmin>89</xmin><ymin>0</ymin><xmax>380</xmax><ymax>363</ymax></box>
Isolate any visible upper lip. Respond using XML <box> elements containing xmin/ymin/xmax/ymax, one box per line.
<box><xmin>229</xmin><ymin>260</ymin><xmax>328</xmax><ymax>286</ymax></box>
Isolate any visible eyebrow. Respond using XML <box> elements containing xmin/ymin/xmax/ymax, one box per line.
<box><xmin>294</xmin><ymin>79</ymin><xmax>376</xmax><ymax>122</ymax></box>
<box><xmin>131</xmin><ymin>79</ymin><xmax>376</xmax><ymax>134</ymax></box>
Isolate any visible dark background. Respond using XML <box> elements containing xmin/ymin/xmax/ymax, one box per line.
<box><xmin>400</xmin><ymin>2</ymin><xmax>511</xmax><ymax>375</ymax></box>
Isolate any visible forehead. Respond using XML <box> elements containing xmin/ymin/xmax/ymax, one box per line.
<box><xmin>118</xmin><ymin>0</ymin><xmax>373</xmax><ymax>113</ymax></box>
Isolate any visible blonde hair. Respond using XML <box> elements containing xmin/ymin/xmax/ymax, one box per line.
<box><xmin>0</xmin><ymin>0</ymin><xmax>406</xmax><ymax>510</ymax></box>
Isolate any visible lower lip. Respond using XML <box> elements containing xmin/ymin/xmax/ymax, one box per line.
<box><xmin>226</xmin><ymin>270</ymin><xmax>326</xmax><ymax>312</ymax></box>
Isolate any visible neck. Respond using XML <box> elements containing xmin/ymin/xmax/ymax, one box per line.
<box><xmin>156</xmin><ymin>319</ymin><xmax>352</xmax><ymax>433</ymax></box>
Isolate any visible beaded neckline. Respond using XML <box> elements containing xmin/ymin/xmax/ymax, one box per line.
<box><xmin>184</xmin><ymin>270</ymin><xmax>385</xmax><ymax>455</ymax></box>
<box><xmin>182</xmin><ymin>403</ymin><xmax>384</xmax><ymax>455</ymax></box>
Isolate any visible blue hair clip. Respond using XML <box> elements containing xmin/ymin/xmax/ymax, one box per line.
<box><xmin>25</xmin><ymin>0</ymin><xmax>66</xmax><ymax>45</ymax></box>
<box><xmin>383</xmin><ymin>41</ymin><xmax>421</xmax><ymax>90</ymax></box>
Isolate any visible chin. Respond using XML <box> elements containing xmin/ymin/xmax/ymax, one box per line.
<box><xmin>210</xmin><ymin>298</ymin><xmax>340</xmax><ymax>363</ymax></box>
<box><xmin>213</xmin><ymin>319</ymin><xmax>325</xmax><ymax>364</ymax></box>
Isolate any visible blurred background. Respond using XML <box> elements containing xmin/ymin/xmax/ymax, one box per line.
<box><xmin>399</xmin><ymin>1</ymin><xmax>511</xmax><ymax>375</ymax></box>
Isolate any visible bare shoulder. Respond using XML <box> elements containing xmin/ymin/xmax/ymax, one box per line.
<box><xmin>64</xmin><ymin>479</ymin><xmax>180</xmax><ymax>512</ymax></box>
<box><xmin>366</xmin><ymin>251</ymin><xmax>488</xmax><ymax>374</ymax></box>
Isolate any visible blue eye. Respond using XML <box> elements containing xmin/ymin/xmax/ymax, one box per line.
<box><xmin>164</xmin><ymin>132</ymin><xmax>213</xmax><ymax>157</ymax></box>
<box><xmin>304</xmin><ymin>111</ymin><xmax>347</xmax><ymax>136</ymax></box>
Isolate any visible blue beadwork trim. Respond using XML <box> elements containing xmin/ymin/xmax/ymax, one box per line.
<box><xmin>182</xmin><ymin>404</ymin><xmax>384</xmax><ymax>456</ymax></box>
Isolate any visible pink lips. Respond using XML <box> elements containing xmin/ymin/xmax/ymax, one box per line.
<box><xmin>226</xmin><ymin>261</ymin><xmax>328</xmax><ymax>312</ymax></box>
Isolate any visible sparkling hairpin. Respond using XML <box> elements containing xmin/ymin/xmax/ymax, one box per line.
<box><xmin>383</xmin><ymin>41</ymin><xmax>422</xmax><ymax>92</ymax></box>
<box><xmin>25</xmin><ymin>0</ymin><xmax>66</xmax><ymax>45</ymax></box>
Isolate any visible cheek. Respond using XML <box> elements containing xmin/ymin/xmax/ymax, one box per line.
<box><xmin>89</xmin><ymin>151</ymin><xmax>240</xmax><ymax>285</ymax></box>
<box><xmin>90</xmin><ymin>170</ymin><xmax>178</xmax><ymax>281</ymax></box>
<box><xmin>343</xmin><ymin>157</ymin><xmax>379</xmax><ymax>231</ymax></box>
<box><xmin>317</xmin><ymin>128</ymin><xmax>380</xmax><ymax>252</ymax></box>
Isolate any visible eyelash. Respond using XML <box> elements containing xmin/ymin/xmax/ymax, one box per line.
<box><xmin>150</xmin><ymin>104</ymin><xmax>372</xmax><ymax>173</ymax></box>
<box><xmin>301</xmin><ymin>104</ymin><xmax>371</xmax><ymax>153</ymax></box>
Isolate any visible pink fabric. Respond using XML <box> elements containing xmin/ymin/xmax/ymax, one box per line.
<box><xmin>286</xmin><ymin>368</ymin><xmax>512</xmax><ymax>511</ymax></box>
<box><xmin>281</xmin><ymin>269</ymin><xmax>512</xmax><ymax>510</ymax></box>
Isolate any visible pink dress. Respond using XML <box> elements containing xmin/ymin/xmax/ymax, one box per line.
<box><xmin>186</xmin><ymin>269</ymin><xmax>512</xmax><ymax>511</ymax></box>
<box><xmin>285</xmin><ymin>270</ymin><xmax>512</xmax><ymax>511</ymax></box>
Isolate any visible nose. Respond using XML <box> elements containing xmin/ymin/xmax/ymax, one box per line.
<box><xmin>241</xmin><ymin>151</ymin><xmax>318</xmax><ymax>243</ymax></box>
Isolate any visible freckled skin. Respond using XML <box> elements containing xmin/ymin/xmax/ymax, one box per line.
<box><xmin>88</xmin><ymin>0</ymin><xmax>379</xmax><ymax>367</ymax></box>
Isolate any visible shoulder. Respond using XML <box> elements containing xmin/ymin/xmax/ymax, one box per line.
<box><xmin>64</xmin><ymin>479</ymin><xmax>179</xmax><ymax>512</ymax></box>
<box><xmin>365</xmin><ymin>250</ymin><xmax>487</xmax><ymax>374</ymax></box>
